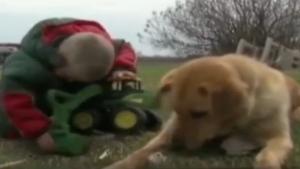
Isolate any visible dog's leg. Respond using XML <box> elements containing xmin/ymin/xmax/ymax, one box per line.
<box><xmin>254</xmin><ymin>136</ymin><xmax>293</xmax><ymax>169</ymax></box>
<box><xmin>103</xmin><ymin>114</ymin><xmax>178</xmax><ymax>169</ymax></box>
<box><xmin>253</xmin><ymin>113</ymin><xmax>293</xmax><ymax>169</ymax></box>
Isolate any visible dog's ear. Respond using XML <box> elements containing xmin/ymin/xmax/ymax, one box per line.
<box><xmin>155</xmin><ymin>69</ymin><xmax>177</xmax><ymax>109</ymax></box>
<box><xmin>211</xmin><ymin>77</ymin><xmax>248</xmax><ymax>116</ymax></box>
<box><xmin>158</xmin><ymin>68</ymin><xmax>177</xmax><ymax>94</ymax></box>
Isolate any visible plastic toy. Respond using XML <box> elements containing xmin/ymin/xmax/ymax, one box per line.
<box><xmin>47</xmin><ymin>79</ymin><xmax>162</xmax><ymax>135</ymax></box>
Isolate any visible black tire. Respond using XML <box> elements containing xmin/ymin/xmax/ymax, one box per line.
<box><xmin>109</xmin><ymin>107</ymin><xmax>147</xmax><ymax>134</ymax></box>
<box><xmin>143</xmin><ymin>109</ymin><xmax>162</xmax><ymax>132</ymax></box>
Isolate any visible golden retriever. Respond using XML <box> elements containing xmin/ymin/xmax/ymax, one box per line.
<box><xmin>103</xmin><ymin>54</ymin><xmax>300</xmax><ymax>169</ymax></box>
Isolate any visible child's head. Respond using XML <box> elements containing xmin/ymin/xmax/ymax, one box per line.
<box><xmin>54</xmin><ymin>32</ymin><xmax>115</xmax><ymax>82</ymax></box>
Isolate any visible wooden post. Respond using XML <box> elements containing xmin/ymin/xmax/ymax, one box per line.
<box><xmin>261</xmin><ymin>37</ymin><xmax>273</xmax><ymax>62</ymax></box>
<box><xmin>236</xmin><ymin>39</ymin><xmax>246</xmax><ymax>54</ymax></box>
<box><xmin>236</xmin><ymin>39</ymin><xmax>262</xmax><ymax>59</ymax></box>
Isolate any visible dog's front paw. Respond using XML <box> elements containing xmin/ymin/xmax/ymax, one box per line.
<box><xmin>102</xmin><ymin>153</ymin><xmax>149</xmax><ymax>169</ymax></box>
<box><xmin>149</xmin><ymin>152</ymin><xmax>167</xmax><ymax>165</ymax></box>
<box><xmin>254</xmin><ymin>152</ymin><xmax>281</xmax><ymax>169</ymax></box>
<box><xmin>221</xmin><ymin>135</ymin><xmax>261</xmax><ymax>155</ymax></box>
<box><xmin>102</xmin><ymin>159</ymin><xmax>134</xmax><ymax>169</ymax></box>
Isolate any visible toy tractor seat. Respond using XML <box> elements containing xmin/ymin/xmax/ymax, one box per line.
<box><xmin>47</xmin><ymin>80</ymin><xmax>162</xmax><ymax>135</ymax></box>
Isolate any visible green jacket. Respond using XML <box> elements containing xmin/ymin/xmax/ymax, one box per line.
<box><xmin>0</xmin><ymin>17</ymin><xmax>137</xmax><ymax>155</ymax></box>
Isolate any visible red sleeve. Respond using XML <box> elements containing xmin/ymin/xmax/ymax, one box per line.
<box><xmin>3</xmin><ymin>92</ymin><xmax>51</xmax><ymax>139</ymax></box>
<box><xmin>113</xmin><ymin>42</ymin><xmax>137</xmax><ymax>72</ymax></box>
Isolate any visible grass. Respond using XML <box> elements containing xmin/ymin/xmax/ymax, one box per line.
<box><xmin>137</xmin><ymin>61</ymin><xmax>179</xmax><ymax>91</ymax></box>
<box><xmin>1</xmin><ymin>60</ymin><xmax>300</xmax><ymax>169</ymax></box>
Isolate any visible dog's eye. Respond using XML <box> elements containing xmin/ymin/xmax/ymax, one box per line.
<box><xmin>190</xmin><ymin>111</ymin><xmax>208</xmax><ymax>119</ymax></box>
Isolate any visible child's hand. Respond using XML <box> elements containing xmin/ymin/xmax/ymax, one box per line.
<box><xmin>36</xmin><ymin>132</ymin><xmax>56</xmax><ymax>153</ymax></box>
<box><xmin>109</xmin><ymin>70</ymin><xmax>137</xmax><ymax>81</ymax></box>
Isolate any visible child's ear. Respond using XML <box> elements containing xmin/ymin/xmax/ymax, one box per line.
<box><xmin>53</xmin><ymin>52</ymin><xmax>67</xmax><ymax>68</ymax></box>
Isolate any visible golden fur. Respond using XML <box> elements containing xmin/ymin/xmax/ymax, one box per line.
<box><xmin>104</xmin><ymin>54</ymin><xmax>300</xmax><ymax>169</ymax></box>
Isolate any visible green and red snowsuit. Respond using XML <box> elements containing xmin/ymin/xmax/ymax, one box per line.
<box><xmin>0</xmin><ymin>18</ymin><xmax>137</xmax><ymax>155</ymax></box>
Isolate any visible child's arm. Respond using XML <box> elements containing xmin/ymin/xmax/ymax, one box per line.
<box><xmin>108</xmin><ymin>40</ymin><xmax>138</xmax><ymax>81</ymax></box>
<box><xmin>3</xmin><ymin>90</ymin><xmax>51</xmax><ymax>138</ymax></box>
<box><xmin>1</xmin><ymin>51</ymin><xmax>52</xmax><ymax>138</ymax></box>
<box><xmin>112</xmin><ymin>39</ymin><xmax>138</xmax><ymax>73</ymax></box>
<box><xmin>2</xmin><ymin>52</ymin><xmax>90</xmax><ymax>155</ymax></box>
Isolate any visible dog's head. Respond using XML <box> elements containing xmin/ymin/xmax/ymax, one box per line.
<box><xmin>158</xmin><ymin>57</ymin><xmax>249</xmax><ymax>146</ymax></box>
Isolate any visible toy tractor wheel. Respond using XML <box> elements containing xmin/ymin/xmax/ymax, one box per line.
<box><xmin>110</xmin><ymin>107</ymin><xmax>146</xmax><ymax>134</ymax></box>
<box><xmin>70</xmin><ymin>110</ymin><xmax>101</xmax><ymax>134</ymax></box>
<box><xmin>143</xmin><ymin>109</ymin><xmax>162</xmax><ymax>132</ymax></box>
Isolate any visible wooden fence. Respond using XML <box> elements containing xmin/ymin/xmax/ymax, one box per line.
<box><xmin>236</xmin><ymin>37</ymin><xmax>300</xmax><ymax>70</ymax></box>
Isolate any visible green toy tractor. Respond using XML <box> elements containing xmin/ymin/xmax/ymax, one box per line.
<box><xmin>47</xmin><ymin>80</ymin><xmax>162</xmax><ymax>135</ymax></box>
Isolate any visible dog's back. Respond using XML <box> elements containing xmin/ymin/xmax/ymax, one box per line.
<box><xmin>220</xmin><ymin>54</ymin><xmax>286</xmax><ymax>94</ymax></box>
<box><xmin>221</xmin><ymin>54</ymin><xmax>300</xmax><ymax>123</ymax></box>
<box><xmin>285</xmin><ymin>75</ymin><xmax>300</xmax><ymax>121</ymax></box>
